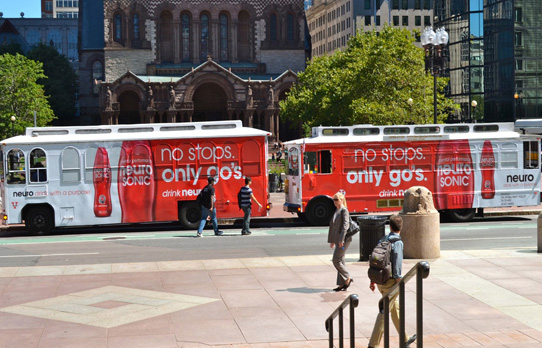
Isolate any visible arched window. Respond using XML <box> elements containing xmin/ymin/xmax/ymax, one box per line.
<box><xmin>133</xmin><ymin>13</ymin><xmax>140</xmax><ymax>40</ymax></box>
<box><xmin>29</xmin><ymin>148</ymin><xmax>47</xmax><ymax>183</ymax></box>
<box><xmin>287</xmin><ymin>13</ymin><xmax>295</xmax><ymax>41</ymax></box>
<box><xmin>114</xmin><ymin>13</ymin><xmax>123</xmax><ymax>42</ymax></box>
<box><xmin>219</xmin><ymin>13</ymin><xmax>229</xmax><ymax>61</ymax></box>
<box><xmin>270</xmin><ymin>14</ymin><xmax>278</xmax><ymax>41</ymax></box>
<box><xmin>238</xmin><ymin>11</ymin><xmax>250</xmax><ymax>61</ymax></box>
<box><xmin>62</xmin><ymin>147</ymin><xmax>80</xmax><ymax>183</ymax></box>
<box><xmin>92</xmin><ymin>60</ymin><xmax>103</xmax><ymax>95</ymax></box>
<box><xmin>181</xmin><ymin>13</ymin><xmax>191</xmax><ymax>61</ymax></box>
<box><xmin>200</xmin><ymin>13</ymin><xmax>209</xmax><ymax>61</ymax></box>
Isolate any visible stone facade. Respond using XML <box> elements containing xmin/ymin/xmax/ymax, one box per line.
<box><xmin>79</xmin><ymin>0</ymin><xmax>307</xmax><ymax>140</ymax></box>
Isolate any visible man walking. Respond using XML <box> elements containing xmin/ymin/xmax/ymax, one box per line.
<box><xmin>196</xmin><ymin>176</ymin><xmax>223</xmax><ymax>237</ymax></box>
<box><xmin>239</xmin><ymin>177</ymin><xmax>262</xmax><ymax>235</ymax></box>
<box><xmin>368</xmin><ymin>214</ymin><xmax>416</xmax><ymax>348</ymax></box>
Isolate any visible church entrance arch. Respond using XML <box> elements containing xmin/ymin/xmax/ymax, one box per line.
<box><xmin>118</xmin><ymin>91</ymin><xmax>141</xmax><ymax>124</ymax></box>
<box><xmin>192</xmin><ymin>83</ymin><xmax>228</xmax><ymax>122</ymax></box>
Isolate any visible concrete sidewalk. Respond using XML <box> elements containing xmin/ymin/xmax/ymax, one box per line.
<box><xmin>0</xmin><ymin>246</ymin><xmax>541</xmax><ymax>348</ymax></box>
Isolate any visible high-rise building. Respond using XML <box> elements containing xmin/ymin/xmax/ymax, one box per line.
<box><xmin>41</xmin><ymin>0</ymin><xmax>79</xmax><ymax>19</ymax></box>
<box><xmin>436</xmin><ymin>0</ymin><xmax>542</xmax><ymax>122</ymax></box>
<box><xmin>306</xmin><ymin>0</ymin><xmax>434</xmax><ymax>58</ymax></box>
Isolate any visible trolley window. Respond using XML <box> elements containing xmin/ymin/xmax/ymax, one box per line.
<box><xmin>6</xmin><ymin>149</ymin><xmax>26</xmax><ymax>184</ymax></box>
<box><xmin>62</xmin><ymin>147</ymin><xmax>81</xmax><ymax>182</ymax></box>
<box><xmin>29</xmin><ymin>148</ymin><xmax>47</xmax><ymax>183</ymax></box>
<box><xmin>304</xmin><ymin>150</ymin><xmax>332</xmax><ymax>174</ymax></box>
<box><xmin>288</xmin><ymin>147</ymin><xmax>300</xmax><ymax>176</ymax></box>
<box><xmin>523</xmin><ymin>141</ymin><xmax>539</xmax><ymax>169</ymax></box>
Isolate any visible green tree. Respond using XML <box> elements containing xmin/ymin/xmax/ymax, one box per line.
<box><xmin>0</xmin><ymin>53</ymin><xmax>55</xmax><ymax>139</ymax></box>
<box><xmin>28</xmin><ymin>43</ymin><xmax>77</xmax><ymax>126</ymax></box>
<box><xmin>280</xmin><ymin>26</ymin><xmax>459</xmax><ymax>133</ymax></box>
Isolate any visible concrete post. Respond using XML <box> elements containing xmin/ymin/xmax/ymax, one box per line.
<box><xmin>537</xmin><ymin>212</ymin><xmax>542</xmax><ymax>253</ymax></box>
<box><xmin>399</xmin><ymin>186</ymin><xmax>440</xmax><ymax>259</ymax></box>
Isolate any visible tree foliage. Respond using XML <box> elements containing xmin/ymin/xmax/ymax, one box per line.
<box><xmin>0</xmin><ymin>53</ymin><xmax>55</xmax><ymax>139</ymax></box>
<box><xmin>28</xmin><ymin>43</ymin><xmax>77</xmax><ymax>126</ymax></box>
<box><xmin>280</xmin><ymin>26</ymin><xmax>459</xmax><ymax>132</ymax></box>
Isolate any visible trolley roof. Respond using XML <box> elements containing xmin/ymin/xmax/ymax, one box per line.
<box><xmin>284</xmin><ymin>122</ymin><xmax>530</xmax><ymax>146</ymax></box>
<box><xmin>1</xmin><ymin>120</ymin><xmax>270</xmax><ymax>146</ymax></box>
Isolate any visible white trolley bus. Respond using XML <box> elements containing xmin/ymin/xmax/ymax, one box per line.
<box><xmin>1</xmin><ymin>121</ymin><xmax>270</xmax><ymax>234</ymax></box>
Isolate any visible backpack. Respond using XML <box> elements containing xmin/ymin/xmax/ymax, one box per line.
<box><xmin>196</xmin><ymin>185</ymin><xmax>212</xmax><ymax>209</ymax></box>
<box><xmin>237</xmin><ymin>188</ymin><xmax>243</xmax><ymax>210</ymax></box>
<box><xmin>367</xmin><ymin>235</ymin><xmax>400</xmax><ymax>284</ymax></box>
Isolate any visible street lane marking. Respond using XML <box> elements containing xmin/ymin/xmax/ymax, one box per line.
<box><xmin>441</xmin><ymin>236</ymin><xmax>532</xmax><ymax>242</ymax></box>
<box><xmin>0</xmin><ymin>252</ymin><xmax>99</xmax><ymax>258</ymax></box>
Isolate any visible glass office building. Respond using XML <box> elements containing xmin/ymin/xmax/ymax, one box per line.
<box><xmin>435</xmin><ymin>0</ymin><xmax>542</xmax><ymax>122</ymax></box>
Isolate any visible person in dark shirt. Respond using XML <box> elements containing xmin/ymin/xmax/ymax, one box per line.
<box><xmin>238</xmin><ymin>177</ymin><xmax>262</xmax><ymax>235</ymax></box>
<box><xmin>196</xmin><ymin>176</ymin><xmax>223</xmax><ymax>237</ymax></box>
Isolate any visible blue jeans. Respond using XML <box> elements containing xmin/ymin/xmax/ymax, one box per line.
<box><xmin>197</xmin><ymin>206</ymin><xmax>218</xmax><ymax>234</ymax></box>
<box><xmin>241</xmin><ymin>206</ymin><xmax>251</xmax><ymax>233</ymax></box>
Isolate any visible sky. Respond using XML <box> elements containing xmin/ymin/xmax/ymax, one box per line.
<box><xmin>1</xmin><ymin>0</ymin><xmax>41</xmax><ymax>19</ymax></box>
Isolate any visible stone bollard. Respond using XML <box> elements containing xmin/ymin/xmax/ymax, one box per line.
<box><xmin>538</xmin><ymin>212</ymin><xmax>542</xmax><ymax>253</ymax></box>
<box><xmin>399</xmin><ymin>186</ymin><xmax>440</xmax><ymax>259</ymax></box>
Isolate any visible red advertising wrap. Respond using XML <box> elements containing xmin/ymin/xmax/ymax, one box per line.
<box><xmin>118</xmin><ymin>140</ymin><xmax>156</xmax><ymax>223</ymax></box>
<box><xmin>434</xmin><ymin>140</ymin><xmax>474</xmax><ymax>209</ymax></box>
<box><xmin>93</xmin><ymin>147</ymin><xmax>112</xmax><ymax>217</ymax></box>
<box><xmin>480</xmin><ymin>140</ymin><xmax>496</xmax><ymax>199</ymax></box>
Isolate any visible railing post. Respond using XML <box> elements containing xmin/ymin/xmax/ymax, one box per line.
<box><xmin>383</xmin><ymin>297</ymin><xmax>390</xmax><ymax>348</ymax></box>
<box><xmin>339</xmin><ymin>308</ymin><xmax>344</xmax><ymax>348</ymax></box>
<box><xmin>399</xmin><ymin>281</ymin><xmax>406</xmax><ymax>348</ymax></box>
<box><xmin>349</xmin><ymin>297</ymin><xmax>356</xmax><ymax>348</ymax></box>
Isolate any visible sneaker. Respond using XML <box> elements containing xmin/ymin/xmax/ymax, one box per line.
<box><xmin>405</xmin><ymin>334</ymin><xmax>417</xmax><ymax>348</ymax></box>
<box><xmin>241</xmin><ymin>231</ymin><xmax>252</xmax><ymax>235</ymax></box>
<box><xmin>215</xmin><ymin>231</ymin><xmax>224</xmax><ymax>236</ymax></box>
<box><xmin>196</xmin><ymin>233</ymin><xmax>202</xmax><ymax>238</ymax></box>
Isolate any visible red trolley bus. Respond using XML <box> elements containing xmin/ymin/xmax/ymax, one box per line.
<box><xmin>283</xmin><ymin>122</ymin><xmax>541</xmax><ymax>224</ymax></box>
<box><xmin>1</xmin><ymin>121</ymin><xmax>270</xmax><ymax>234</ymax></box>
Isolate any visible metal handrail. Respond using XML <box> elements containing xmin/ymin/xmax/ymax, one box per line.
<box><xmin>325</xmin><ymin>294</ymin><xmax>359</xmax><ymax>348</ymax></box>
<box><xmin>380</xmin><ymin>261</ymin><xmax>431</xmax><ymax>348</ymax></box>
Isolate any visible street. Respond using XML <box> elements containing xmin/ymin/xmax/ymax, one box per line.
<box><xmin>0</xmin><ymin>215</ymin><xmax>537</xmax><ymax>267</ymax></box>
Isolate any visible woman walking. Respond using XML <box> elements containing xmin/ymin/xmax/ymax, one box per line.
<box><xmin>327</xmin><ymin>192</ymin><xmax>354</xmax><ymax>291</ymax></box>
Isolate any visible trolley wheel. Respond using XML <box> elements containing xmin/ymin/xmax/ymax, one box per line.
<box><xmin>305</xmin><ymin>198</ymin><xmax>334</xmax><ymax>226</ymax></box>
<box><xmin>179</xmin><ymin>201</ymin><xmax>201</xmax><ymax>229</ymax></box>
<box><xmin>445</xmin><ymin>208</ymin><xmax>475</xmax><ymax>222</ymax></box>
<box><xmin>25</xmin><ymin>206</ymin><xmax>54</xmax><ymax>235</ymax></box>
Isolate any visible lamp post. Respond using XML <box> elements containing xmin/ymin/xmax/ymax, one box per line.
<box><xmin>407</xmin><ymin>97</ymin><xmax>413</xmax><ymax>120</ymax></box>
<box><xmin>514</xmin><ymin>92</ymin><xmax>521</xmax><ymax>118</ymax></box>
<box><xmin>421</xmin><ymin>27</ymin><xmax>449</xmax><ymax>124</ymax></box>
<box><xmin>10</xmin><ymin>115</ymin><xmax>16</xmax><ymax>137</ymax></box>
<box><xmin>471</xmin><ymin>100</ymin><xmax>478</xmax><ymax>122</ymax></box>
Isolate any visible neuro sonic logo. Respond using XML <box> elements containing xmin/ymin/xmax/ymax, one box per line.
<box><xmin>11</xmin><ymin>202</ymin><xmax>18</xmax><ymax>209</ymax></box>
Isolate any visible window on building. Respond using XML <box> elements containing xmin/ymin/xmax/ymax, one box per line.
<box><xmin>270</xmin><ymin>14</ymin><xmax>278</xmax><ymax>41</ymax></box>
<box><xmin>364</xmin><ymin>0</ymin><xmax>371</xmax><ymax>10</ymax></box>
<box><xmin>415</xmin><ymin>16</ymin><xmax>421</xmax><ymax>26</ymax></box>
<box><xmin>402</xmin><ymin>0</ymin><xmax>408</xmax><ymax>9</ymax></box>
<box><xmin>114</xmin><ymin>13</ymin><xmax>122</xmax><ymax>42</ymax></box>
<box><xmin>423</xmin><ymin>0</ymin><xmax>430</xmax><ymax>9</ymax></box>
<box><xmin>181</xmin><ymin>13</ymin><xmax>191</xmax><ymax>61</ymax></box>
<box><xmin>515</xmin><ymin>31</ymin><xmax>522</xmax><ymax>46</ymax></box>
<box><xmin>220</xmin><ymin>13</ymin><xmax>228</xmax><ymax>60</ymax></box>
<box><xmin>516</xmin><ymin>59</ymin><xmax>523</xmax><ymax>70</ymax></box>
<box><xmin>287</xmin><ymin>13</ymin><xmax>295</xmax><ymax>41</ymax></box>
<box><xmin>415</xmin><ymin>0</ymin><xmax>421</xmax><ymax>9</ymax></box>
<box><xmin>393</xmin><ymin>16</ymin><xmax>399</xmax><ymax>26</ymax></box>
<box><xmin>45</xmin><ymin>1</ymin><xmax>53</xmax><ymax>11</ymax></box>
<box><xmin>92</xmin><ymin>60</ymin><xmax>103</xmax><ymax>95</ymax></box>
<box><xmin>376</xmin><ymin>16</ymin><xmax>381</xmax><ymax>26</ymax></box>
<box><xmin>402</xmin><ymin>16</ymin><xmax>409</xmax><ymax>26</ymax></box>
<box><xmin>200</xmin><ymin>13</ymin><xmax>209</xmax><ymax>60</ymax></box>
<box><xmin>392</xmin><ymin>0</ymin><xmax>399</xmax><ymax>10</ymax></box>
<box><xmin>133</xmin><ymin>13</ymin><xmax>140</xmax><ymax>40</ymax></box>
<box><xmin>238</xmin><ymin>11</ymin><xmax>250</xmax><ymax>61</ymax></box>
<box><xmin>515</xmin><ymin>7</ymin><xmax>522</xmax><ymax>22</ymax></box>
<box><xmin>424</xmin><ymin>15</ymin><xmax>431</xmax><ymax>26</ymax></box>
<box><xmin>365</xmin><ymin>16</ymin><xmax>371</xmax><ymax>26</ymax></box>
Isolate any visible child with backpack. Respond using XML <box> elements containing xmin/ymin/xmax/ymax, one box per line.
<box><xmin>367</xmin><ymin>214</ymin><xmax>417</xmax><ymax>348</ymax></box>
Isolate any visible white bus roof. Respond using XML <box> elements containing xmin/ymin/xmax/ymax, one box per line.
<box><xmin>284</xmin><ymin>122</ymin><xmax>527</xmax><ymax>145</ymax></box>
<box><xmin>1</xmin><ymin>120</ymin><xmax>270</xmax><ymax>146</ymax></box>
<box><xmin>515</xmin><ymin>119</ymin><xmax>542</xmax><ymax>134</ymax></box>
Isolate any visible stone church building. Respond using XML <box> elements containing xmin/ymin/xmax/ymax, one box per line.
<box><xmin>78</xmin><ymin>0</ymin><xmax>307</xmax><ymax>141</ymax></box>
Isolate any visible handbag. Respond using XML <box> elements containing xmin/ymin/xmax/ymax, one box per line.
<box><xmin>345</xmin><ymin>216</ymin><xmax>359</xmax><ymax>239</ymax></box>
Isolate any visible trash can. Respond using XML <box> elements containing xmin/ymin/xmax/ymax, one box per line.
<box><xmin>268</xmin><ymin>173</ymin><xmax>278</xmax><ymax>193</ymax></box>
<box><xmin>357</xmin><ymin>215</ymin><xmax>387</xmax><ymax>261</ymax></box>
